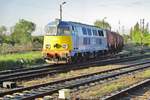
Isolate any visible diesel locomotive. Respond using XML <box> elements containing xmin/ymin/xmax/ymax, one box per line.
<box><xmin>42</xmin><ymin>19</ymin><xmax>124</xmax><ymax>63</ymax></box>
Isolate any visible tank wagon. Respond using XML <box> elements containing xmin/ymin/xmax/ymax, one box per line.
<box><xmin>42</xmin><ymin>19</ymin><xmax>124</xmax><ymax>63</ymax></box>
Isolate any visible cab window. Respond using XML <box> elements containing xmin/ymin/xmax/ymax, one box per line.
<box><xmin>45</xmin><ymin>26</ymin><xmax>57</xmax><ymax>35</ymax></box>
<box><xmin>57</xmin><ymin>26</ymin><xmax>71</xmax><ymax>36</ymax></box>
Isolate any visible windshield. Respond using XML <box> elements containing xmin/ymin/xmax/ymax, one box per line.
<box><xmin>57</xmin><ymin>26</ymin><xmax>70</xmax><ymax>36</ymax></box>
<box><xmin>45</xmin><ymin>26</ymin><xmax>57</xmax><ymax>35</ymax></box>
<box><xmin>45</xmin><ymin>21</ymin><xmax>71</xmax><ymax>36</ymax></box>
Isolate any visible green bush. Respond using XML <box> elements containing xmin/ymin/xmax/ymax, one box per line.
<box><xmin>0</xmin><ymin>51</ymin><xmax>45</xmax><ymax>71</ymax></box>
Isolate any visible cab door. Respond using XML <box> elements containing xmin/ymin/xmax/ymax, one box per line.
<box><xmin>71</xmin><ymin>26</ymin><xmax>78</xmax><ymax>50</ymax></box>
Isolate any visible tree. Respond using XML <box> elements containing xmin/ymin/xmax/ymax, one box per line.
<box><xmin>131</xmin><ymin>22</ymin><xmax>142</xmax><ymax>44</ymax></box>
<box><xmin>11</xmin><ymin>19</ymin><xmax>36</xmax><ymax>44</ymax></box>
<box><xmin>94</xmin><ymin>20</ymin><xmax>111</xmax><ymax>30</ymax></box>
<box><xmin>32</xmin><ymin>36</ymin><xmax>43</xmax><ymax>44</ymax></box>
<box><xmin>0</xmin><ymin>26</ymin><xmax>7</xmax><ymax>35</ymax></box>
<box><xmin>32</xmin><ymin>36</ymin><xmax>43</xmax><ymax>50</ymax></box>
<box><xmin>129</xmin><ymin>28</ymin><xmax>133</xmax><ymax>40</ymax></box>
<box><xmin>122</xmin><ymin>34</ymin><xmax>130</xmax><ymax>44</ymax></box>
<box><xmin>0</xmin><ymin>26</ymin><xmax>7</xmax><ymax>45</ymax></box>
<box><xmin>143</xmin><ymin>34</ymin><xmax>150</xmax><ymax>46</ymax></box>
<box><xmin>130</xmin><ymin>22</ymin><xmax>150</xmax><ymax>46</ymax></box>
<box><xmin>144</xmin><ymin>23</ymin><xmax>149</xmax><ymax>34</ymax></box>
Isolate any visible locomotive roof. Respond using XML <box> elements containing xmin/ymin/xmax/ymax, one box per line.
<box><xmin>64</xmin><ymin>21</ymin><xmax>101</xmax><ymax>29</ymax></box>
<box><xmin>47</xmin><ymin>20</ymin><xmax>102</xmax><ymax>29</ymax></box>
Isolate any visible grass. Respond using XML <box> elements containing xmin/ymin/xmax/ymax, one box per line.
<box><xmin>140</xmin><ymin>69</ymin><xmax>150</xmax><ymax>78</ymax></box>
<box><xmin>20</xmin><ymin>64</ymin><xmax>120</xmax><ymax>87</ymax></box>
<box><xmin>15</xmin><ymin>58</ymin><xmax>150</xmax><ymax>99</ymax></box>
<box><xmin>19</xmin><ymin>58</ymin><xmax>150</xmax><ymax>87</ymax></box>
<box><xmin>0</xmin><ymin>51</ymin><xmax>42</xmax><ymax>61</ymax></box>
<box><xmin>0</xmin><ymin>51</ymin><xmax>44</xmax><ymax>70</ymax></box>
<box><xmin>76</xmin><ymin>68</ymin><xmax>150</xmax><ymax>99</ymax></box>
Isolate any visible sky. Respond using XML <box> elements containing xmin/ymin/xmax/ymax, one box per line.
<box><xmin>0</xmin><ymin>0</ymin><xmax>150</xmax><ymax>35</ymax></box>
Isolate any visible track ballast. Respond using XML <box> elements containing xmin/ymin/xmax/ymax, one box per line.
<box><xmin>1</xmin><ymin>60</ymin><xmax>150</xmax><ymax>100</ymax></box>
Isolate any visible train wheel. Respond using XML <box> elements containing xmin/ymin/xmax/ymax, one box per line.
<box><xmin>53</xmin><ymin>58</ymin><xmax>59</xmax><ymax>64</ymax></box>
<box><xmin>66</xmin><ymin>56</ymin><xmax>71</xmax><ymax>64</ymax></box>
<box><xmin>71</xmin><ymin>56</ymin><xmax>77</xmax><ymax>63</ymax></box>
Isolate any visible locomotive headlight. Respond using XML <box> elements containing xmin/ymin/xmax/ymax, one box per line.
<box><xmin>45</xmin><ymin>44</ymin><xmax>51</xmax><ymax>49</ymax></box>
<box><xmin>62</xmin><ymin>44</ymin><xmax>68</xmax><ymax>49</ymax></box>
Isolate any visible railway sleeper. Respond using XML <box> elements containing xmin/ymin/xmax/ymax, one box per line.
<box><xmin>1</xmin><ymin>62</ymin><xmax>150</xmax><ymax>100</ymax></box>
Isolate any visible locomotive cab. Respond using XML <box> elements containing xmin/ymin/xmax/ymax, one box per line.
<box><xmin>42</xmin><ymin>19</ymin><xmax>73</xmax><ymax>63</ymax></box>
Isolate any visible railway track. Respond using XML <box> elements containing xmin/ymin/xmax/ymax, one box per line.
<box><xmin>0</xmin><ymin>54</ymin><xmax>116</xmax><ymax>76</ymax></box>
<box><xmin>0</xmin><ymin>61</ymin><xmax>150</xmax><ymax>100</ymax></box>
<box><xmin>104</xmin><ymin>79</ymin><xmax>150</xmax><ymax>100</ymax></box>
<box><xmin>0</xmin><ymin>53</ymin><xmax>117</xmax><ymax>75</ymax></box>
<box><xmin>0</xmin><ymin>54</ymin><xmax>150</xmax><ymax>84</ymax></box>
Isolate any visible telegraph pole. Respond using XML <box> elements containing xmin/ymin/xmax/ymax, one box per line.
<box><xmin>118</xmin><ymin>20</ymin><xmax>121</xmax><ymax>33</ymax></box>
<box><xmin>140</xmin><ymin>18</ymin><xmax>145</xmax><ymax>53</ymax></box>
<box><xmin>60</xmin><ymin>2</ymin><xmax>66</xmax><ymax>20</ymax></box>
<box><xmin>122</xmin><ymin>25</ymin><xmax>125</xmax><ymax>34</ymax></box>
<box><xmin>102</xmin><ymin>17</ymin><xmax>107</xmax><ymax>29</ymax></box>
<box><xmin>60</xmin><ymin>4</ymin><xmax>62</xmax><ymax>20</ymax></box>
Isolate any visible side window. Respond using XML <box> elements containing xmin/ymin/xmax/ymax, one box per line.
<box><xmin>72</xmin><ymin>26</ymin><xmax>74</xmax><ymax>31</ymax></box>
<box><xmin>92</xmin><ymin>30</ymin><xmax>95</xmax><ymax>36</ymax></box>
<box><xmin>83</xmin><ymin>37</ymin><xmax>90</xmax><ymax>45</ymax></box>
<box><xmin>83</xmin><ymin>37</ymin><xmax>87</xmax><ymax>45</ymax></box>
<box><xmin>82</xmin><ymin>27</ymin><xmax>87</xmax><ymax>35</ymax></box>
<box><xmin>92</xmin><ymin>30</ymin><xmax>97</xmax><ymax>36</ymax></box>
<box><xmin>102</xmin><ymin>31</ymin><xmax>104</xmax><ymax>36</ymax></box>
<box><xmin>87</xmin><ymin>37</ymin><xmax>90</xmax><ymax>44</ymax></box>
<box><xmin>101</xmin><ymin>31</ymin><xmax>104</xmax><ymax>36</ymax></box>
<box><xmin>96</xmin><ymin>38</ymin><xmax>102</xmax><ymax>44</ymax></box>
<box><xmin>98</xmin><ymin>30</ymin><xmax>104</xmax><ymax>36</ymax></box>
<box><xmin>87</xmin><ymin>28</ymin><xmax>92</xmax><ymax>35</ymax></box>
<box><xmin>98</xmin><ymin>30</ymin><xmax>101</xmax><ymax>36</ymax></box>
<box><xmin>99</xmin><ymin>38</ymin><xmax>102</xmax><ymax>44</ymax></box>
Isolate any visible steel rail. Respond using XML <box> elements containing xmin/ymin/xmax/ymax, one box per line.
<box><xmin>0</xmin><ymin>62</ymin><xmax>150</xmax><ymax>100</ymax></box>
<box><xmin>0</xmin><ymin>54</ymin><xmax>150</xmax><ymax>84</ymax></box>
<box><xmin>0</xmin><ymin>54</ymin><xmax>116</xmax><ymax>75</ymax></box>
<box><xmin>103</xmin><ymin>79</ymin><xmax>150</xmax><ymax>100</ymax></box>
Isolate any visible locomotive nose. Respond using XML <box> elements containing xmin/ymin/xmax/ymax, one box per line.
<box><xmin>46</xmin><ymin>53</ymin><xmax>61</xmax><ymax>60</ymax></box>
<box><xmin>54</xmin><ymin>43</ymin><xmax>61</xmax><ymax>48</ymax></box>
